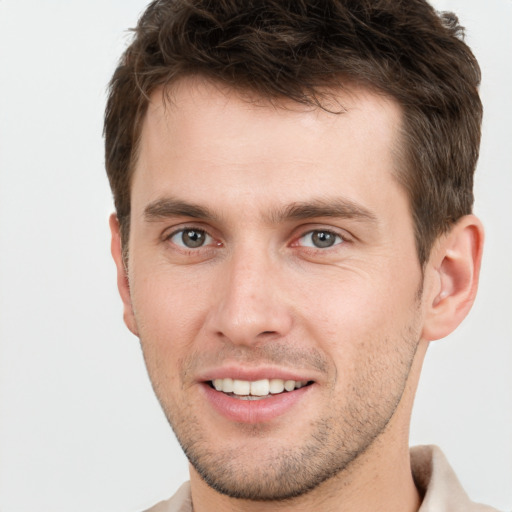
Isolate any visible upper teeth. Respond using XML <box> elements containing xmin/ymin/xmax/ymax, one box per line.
<box><xmin>212</xmin><ymin>378</ymin><xmax>308</xmax><ymax>396</ymax></box>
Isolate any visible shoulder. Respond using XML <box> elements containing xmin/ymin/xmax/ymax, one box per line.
<box><xmin>411</xmin><ymin>445</ymin><xmax>502</xmax><ymax>512</ymax></box>
<box><xmin>143</xmin><ymin>482</ymin><xmax>192</xmax><ymax>512</ymax></box>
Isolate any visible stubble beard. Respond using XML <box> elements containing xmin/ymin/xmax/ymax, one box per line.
<box><xmin>145</xmin><ymin>327</ymin><xmax>421</xmax><ymax>502</ymax></box>
<box><xmin>177</xmin><ymin>407</ymin><xmax>380</xmax><ymax>501</ymax></box>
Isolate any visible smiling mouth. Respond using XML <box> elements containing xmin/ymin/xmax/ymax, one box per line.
<box><xmin>209</xmin><ymin>378</ymin><xmax>313</xmax><ymax>400</ymax></box>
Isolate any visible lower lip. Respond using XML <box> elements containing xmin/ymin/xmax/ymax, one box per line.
<box><xmin>201</xmin><ymin>383</ymin><xmax>312</xmax><ymax>424</ymax></box>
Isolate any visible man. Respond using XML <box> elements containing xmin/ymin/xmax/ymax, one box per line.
<box><xmin>104</xmin><ymin>0</ymin><xmax>498</xmax><ymax>510</ymax></box>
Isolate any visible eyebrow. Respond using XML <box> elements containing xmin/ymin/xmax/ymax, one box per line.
<box><xmin>144</xmin><ymin>198</ymin><xmax>220</xmax><ymax>222</ymax></box>
<box><xmin>143</xmin><ymin>197</ymin><xmax>377</xmax><ymax>225</ymax></box>
<box><xmin>268</xmin><ymin>198</ymin><xmax>378</xmax><ymax>224</ymax></box>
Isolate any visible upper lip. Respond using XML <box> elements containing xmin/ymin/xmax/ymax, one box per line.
<box><xmin>197</xmin><ymin>365</ymin><xmax>318</xmax><ymax>383</ymax></box>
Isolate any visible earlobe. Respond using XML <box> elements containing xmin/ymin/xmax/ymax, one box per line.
<box><xmin>422</xmin><ymin>215</ymin><xmax>484</xmax><ymax>342</ymax></box>
<box><xmin>109</xmin><ymin>213</ymin><xmax>139</xmax><ymax>337</ymax></box>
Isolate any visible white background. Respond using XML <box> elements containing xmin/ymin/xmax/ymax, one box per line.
<box><xmin>0</xmin><ymin>1</ymin><xmax>510</xmax><ymax>511</ymax></box>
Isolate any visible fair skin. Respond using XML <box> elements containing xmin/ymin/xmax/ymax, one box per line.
<box><xmin>110</xmin><ymin>77</ymin><xmax>483</xmax><ymax>511</ymax></box>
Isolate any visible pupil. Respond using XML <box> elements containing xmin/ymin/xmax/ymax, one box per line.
<box><xmin>312</xmin><ymin>231</ymin><xmax>335</xmax><ymax>248</ymax></box>
<box><xmin>183</xmin><ymin>230</ymin><xmax>205</xmax><ymax>248</ymax></box>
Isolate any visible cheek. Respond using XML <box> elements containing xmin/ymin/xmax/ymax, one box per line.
<box><xmin>133</xmin><ymin>266</ymin><xmax>209</xmax><ymax>331</ymax></box>
<box><xmin>300</xmin><ymin>274</ymin><xmax>403</xmax><ymax>333</ymax></box>
<box><xmin>130</xmin><ymin>270</ymin><xmax>211</xmax><ymax>384</ymax></box>
<box><xmin>298</xmin><ymin>268</ymin><xmax>421</xmax><ymax>366</ymax></box>
<box><xmin>304</xmin><ymin>283</ymin><xmax>422</xmax><ymax>417</ymax></box>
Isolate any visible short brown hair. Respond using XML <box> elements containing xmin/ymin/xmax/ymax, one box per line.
<box><xmin>104</xmin><ymin>0</ymin><xmax>482</xmax><ymax>265</ymax></box>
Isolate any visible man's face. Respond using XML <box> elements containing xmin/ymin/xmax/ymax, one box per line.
<box><xmin>122</xmin><ymin>79</ymin><xmax>426</xmax><ymax>500</ymax></box>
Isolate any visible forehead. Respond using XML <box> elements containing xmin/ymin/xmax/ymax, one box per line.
<box><xmin>142</xmin><ymin>77</ymin><xmax>402</xmax><ymax>152</ymax></box>
<box><xmin>132</xmin><ymin>77</ymin><xmax>405</xmax><ymax>220</ymax></box>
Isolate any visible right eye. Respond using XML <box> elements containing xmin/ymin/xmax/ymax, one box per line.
<box><xmin>168</xmin><ymin>228</ymin><xmax>213</xmax><ymax>249</ymax></box>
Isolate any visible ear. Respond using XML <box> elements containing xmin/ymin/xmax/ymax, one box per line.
<box><xmin>422</xmin><ymin>215</ymin><xmax>484</xmax><ymax>342</ymax></box>
<box><xmin>109</xmin><ymin>213</ymin><xmax>139</xmax><ymax>337</ymax></box>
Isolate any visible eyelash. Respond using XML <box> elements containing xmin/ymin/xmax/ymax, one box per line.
<box><xmin>165</xmin><ymin>226</ymin><xmax>347</xmax><ymax>252</ymax></box>
<box><xmin>166</xmin><ymin>227</ymin><xmax>217</xmax><ymax>249</ymax></box>
<box><xmin>295</xmin><ymin>230</ymin><xmax>345</xmax><ymax>250</ymax></box>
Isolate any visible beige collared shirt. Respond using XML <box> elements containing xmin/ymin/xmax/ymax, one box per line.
<box><xmin>145</xmin><ymin>445</ymin><xmax>501</xmax><ymax>512</ymax></box>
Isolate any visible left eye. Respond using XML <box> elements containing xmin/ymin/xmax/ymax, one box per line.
<box><xmin>298</xmin><ymin>230</ymin><xmax>344</xmax><ymax>249</ymax></box>
<box><xmin>169</xmin><ymin>228</ymin><xmax>213</xmax><ymax>249</ymax></box>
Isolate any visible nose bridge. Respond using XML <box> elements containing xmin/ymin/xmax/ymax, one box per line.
<box><xmin>208</xmin><ymin>242</ymin><xmax>292</xmax><ymax>345</ymax></box>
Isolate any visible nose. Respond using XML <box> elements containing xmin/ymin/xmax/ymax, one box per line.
<box><xmin>205</xmin><ymin>248</ymin><xmax>293</xmax><ymax>346</ymax></box>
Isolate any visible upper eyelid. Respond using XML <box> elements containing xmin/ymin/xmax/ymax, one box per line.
<box><xmin>168</xmin><ymin>226</ymin><xmax>211</xmax><ymax>236</ymax></box>
<box><xmin>301</xmin><ymin>227</ymin><xmax>345</xmax><ymax>236</ymax></box>
<box><xmin>163</xmin><ymin>223</ymin><xmax>214</xmax><ymax>240</ymax></box>
<box><xmin>300</xmin><ymin>229</ymin><xmax>344</xmax><ymax>238</ymax></box>
<box><xmin>294</xmin><ymin>225</ymin><xmax>352</xmax><ymax>241</ymax></box>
